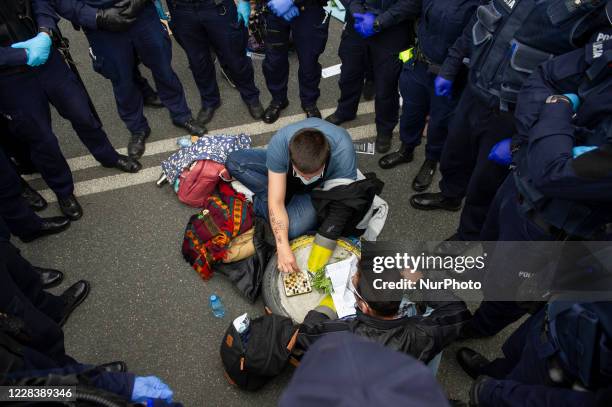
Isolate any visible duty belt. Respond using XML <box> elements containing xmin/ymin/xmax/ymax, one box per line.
<box><xmin>414</xmin><ymin>47</ymin><xmax>440</xmax><ymax>75</ymax></box>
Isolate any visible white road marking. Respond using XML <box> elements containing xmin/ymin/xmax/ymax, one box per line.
<box><xmin>38</xmin><ymin>120</ymin><xmax>385</xmax><ymax>203</ymax></box>
<box><xmin>25</xmin><ymin>102</ymin><xmax>376</xmax><ymax>180</ymax></box>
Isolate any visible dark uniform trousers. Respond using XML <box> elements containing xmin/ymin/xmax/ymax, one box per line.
<box><xmin>168</xmin><ymin>0</ymin><xmax>260</xmax><ymax>109</ymax></box>
<box><xmin>85</xmin><ymin>3</ymin><xmax>191</xmax><ymax>134</ymax></box>
<box><xmin>438</xmin><ymin>84</ymin><xmax>516</xmax><ymax>240</ymax></box>
<box><xmin>335</xmin><ymin>21</ymin><xmax>411</xmax><ymax>137</ymax></box>
<box><xmin>0</xmin><ymin>240</ymin><xmax>73</xmax><ymax>366</ymax></box>
<box><xmin>399</xmin><ymin>60</ymin><xmax>457</xmax><ymax>161</ymax></box>
<box><xmin>0</xmin><ymin>50</ymin><xmax>119</xmax><ymax>198</ymax></box>
<box><xmin>0</xmin><ymin>149</ymin><xmax>43</xmax><ymax>238</ymax></box>
<box><xmin>262</xmin><ymin>5</ymin><xmax>329</xmax><ymax>109</ymax></box>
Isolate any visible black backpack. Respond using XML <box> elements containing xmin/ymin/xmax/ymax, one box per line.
<box><xmin>220</xmin><ymin>314</ymin><xmax>298</xmax><ymax>391</ymax></box>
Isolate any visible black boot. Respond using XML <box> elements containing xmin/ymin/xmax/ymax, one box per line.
<box><xmin>57</xmin><ymin>280</ymin><xmax>91</xmax><ymax>327</ymax></box>
<box><xmin>247</xmin><ymin>101</ymin><xmax>264</xmax><ymax>120</ymax></box>
<box><xmin>21</xmin><ymin>178</ymin><xmax>47</xmax><ymax>211</ymax></box>
<box><xmin>262</xmin><ymin>100</ymin><xmax>289</xmax><ymax>124</ymax></box>
<box><xmin>409</xmin><ymin>192</ymin><xmax>462</xmax><ymax>211</ymax></box>
<box><xmin>197</xmin><ymin>105</ymin><xmax>219</xmax><ymax>125</ymax></box>
<box><xmin>456</xmin><ymin>347</ymin><xmax>491</xmax><ymax>379</ymax></box>
<box><xmin>378</xmin><ymin>144</ymin><xmax>414</xmax><ymax>169</ymax></box>
<box><xmin>412</xmin><ymin>159</ymin><xmax>438</xmax><ymax>191</ymax></box>
<box><xmin>127</xmin><ymin>129</ymin><xmax>150</xmax><ymax>159</ymax></box>
<box><xmin>304</xmin><ymin>105</ymin><xmax>321</xmax><ymax>119</ymax></box>
<box><xmin>19</xmin><ymin>217</ymin><xmax>71</xmax><ymax>243</ymax></box>
<box><xmin>34</xmin><ymin>267</ymin><xmax>64</xmax><ymax>289</ymax></box>
<box><xmin>58</xmin><ymin>195</ymin><xmax>83</xmax><ymax>221</ymax></box>
<box><xmin>175</xmin><ymin>118</ymin><xmax>207</xmax><ymax>137</ymax></box>
<box><xmin>375</xmin><ymin>134</ymin><xmax>392</xmax><ymax>154</ymax></box>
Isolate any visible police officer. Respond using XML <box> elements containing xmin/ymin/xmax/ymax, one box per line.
<box><xmin>466</xmin><ymin>37</ymin><xmax>612</xmax><ymax>339</ymax></box>
<box><xmin>0</xmin><ymin>0</ymin><xmax>142</xmax><ymax>221</ymax></box>
<box><xmin>260</xmin><ymin>0</ymin><xmax>330</xmax><ymax>123</ymax></box>
<box><xmin>56</xmin><ymin>0</ymin><xmax>206</xmax><ymax>159</ymax></box>
<box><xmin>166</xmin><ymin>0</ymin><xmax>264</xmax><ymax>125</ymax></box>
<box><xmin>456</xmin><ymin>301</ymin><xmax>612</xmax><ymax>407</ymax></box>
<box><xmin>376</xmin><ymin>0</ymin><xmax>479</xmax><ymax>191</ymax></box>
<box><xmin>410</xmin><ymin>0</ymin><xmax>611</xmax><ymax>241</ymax></box>
<box><xmin>324</xmin><ymin>0</ymin><xmax>415</xmax><ymax>153</ymax></box>
<box><xmin>0</xmin><ymin>148</ymin><xmax>70</xmax><ymax>243</ymax></box>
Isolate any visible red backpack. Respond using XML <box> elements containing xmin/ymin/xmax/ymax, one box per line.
<box><xmin>177</xmin><ymin>160</ymin><xmax>226</xmax><ymax>208</ymax></box>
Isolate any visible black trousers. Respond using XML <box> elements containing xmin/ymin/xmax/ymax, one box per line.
<box><xmin>0</xmin><ymin>241</ymin><xmax>72</xmax><ymax>365</ymax></box>
<box><xmin>439</xmin><ymin>85</ymin><xmax>516</xmax><ymax>240</ymax></box>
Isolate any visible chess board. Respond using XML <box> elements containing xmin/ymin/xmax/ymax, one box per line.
<box><xmin>283</xmin><ymin>270</ymin><xmax>312</xmax><ymax>297</ymax></box>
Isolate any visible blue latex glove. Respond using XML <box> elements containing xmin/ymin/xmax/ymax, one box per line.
<box><xmin>268</xmin><ymin>0</ymin><xmax>294</xmax><ymax>18</ymax></box>
<box><xmin>488</xmin><ymin>138</ymin><xmax>512</xmax><ymax>166</ymax></box>
<box><xmin>154</xmin><ymin>0</ymin><xmax>168</xmax><ymax>20</ymax></box>
<box><xmin>282</xmin><ymin>5</ymin><xmax>300</xmax><ymax>21</ymax></box>
<box><xmin>434</xmin><ymin>75</ymin><xmax>452</xmax><ymax>97</ymax></box>
<box><xmin>131</xmin><ymin>376</ymin><xmax>174</xmax><ymax>403</ymax></box>
<box><xmin>11</xmin><ymin>32</ymin><xmax>52</xmax><ymax>67</ymax></box>
<box><xmin>563</xmin><ymin>93</ymin><xmax>580</xmax><ymax>112</ymax></box>
<box><xmin>353</xmin><ymin>13</ymin><xmax>376</xmax><ymax>38</ymax></box>
<box><xmin>572</xmin><ymin>146</ymin><xmax>597</xmax><ymax>158</ymax></box>
<box><xmin>237</xmin><ymin>1</ymin><xmax>251</xmax><ymax>27</ymax></box>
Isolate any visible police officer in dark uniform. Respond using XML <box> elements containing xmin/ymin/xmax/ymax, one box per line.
<box><xmin>466</xmin><ymin>36</ymin><xmax>612</xmax><ymax>339</ymax></box>
<box><xmin>260</xmin><ymin>0</ymin><xmax>330</xmax><ymax>123</ymax></box>
<box><xmin>376</xmin><ymin>0</ymin><xmax>479</xmax><ymax>190</ymax></box>
<box><xmin>166</xmin><ymin>0</ymin><xmax>264</xmax><ymax>125</ymax></box>
<box><xmin>56</xmin><ymin>0</ymin><xmax>207</xmax><ymax>159</ymax></box>
<box><xmin>324</xmin><ymin>0</ymin><xmax>415</xmax><ymax>153</ymax></box>
<box><xmin>410</xmin><ymin>0</ymin><xmax>611</xmax><ymax>241</ymax></box>
<box><xmin>0</xmin><ymin>0</ymin><xmax>142</xmax><ymax>221</ymax></box>
<box><xmin>457</xmin><ymin>300</ymin><xmax>612</xmax><ymax>407</ymax></box>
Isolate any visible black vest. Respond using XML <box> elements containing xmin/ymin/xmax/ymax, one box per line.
<box><xmin>469</xmin><ymin>0</ymin><xmax>606</xmax><ymax>110</ymax></box>
<box><xmin>0</xmin><ymin>0</ymin><xmax>37</xmax><ymax>47</ymax></box>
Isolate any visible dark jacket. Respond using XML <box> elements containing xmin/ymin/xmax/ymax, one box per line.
<box><xmin>297</xmin><ymin>291</ymin><xmax>470</xmax><ymax>363</ymax></box>
<box><xmin>310</xmin><ymin>175</ymin><xmax>384</xmax><ymax>241</ymax></box>
<box><xmin>340</xmin><ymin>0</ymin><xmax>420</xmax><ymax>30</ymax></box>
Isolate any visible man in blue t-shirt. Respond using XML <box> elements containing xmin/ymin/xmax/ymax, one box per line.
<box><xmin>226</xmin><ymin>118</ymin><xmax>357</xmax><ymax>273</ymax></box>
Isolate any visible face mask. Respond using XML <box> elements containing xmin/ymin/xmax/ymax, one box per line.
<box><xmin>293</xmin><ymin>166</ymin><xmax>324</xmax><ymax>185</ymax></box>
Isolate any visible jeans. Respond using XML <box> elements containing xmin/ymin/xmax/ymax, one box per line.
<box><xmin>226</xmin><ymin>149</ymin><xmax>317</xmax><ymax>239</ymax></box>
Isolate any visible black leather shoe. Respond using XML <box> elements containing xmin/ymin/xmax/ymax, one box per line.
<box><xmin>58</xmin><ymin>194</ymin><xmax>83</xmax><ymax>221</ymax></box>
<box><xmin>143</xmin><ymin>94</ymin><xmax>164</xmax><ymax>108</ymax></box>
<box><xmin>410</xmin><ymin>192</ymin><xmax>462</xmax><ymax>211</ymax></box>
<box><xmin>456</xmin><ymin>347</ymin><xmax>491</xmax><ymax>379</ymax></box>
<box><xmin>324</xmin><ymin>112</ymin><xmax>349</xmax><ymax>126</ymax></box>
<box><xmin>34</xmin><ymin>267</ymin><xmax>64</xmax><ymax>289</ymax></box>
<box><xmin>412</xmin><ymin>159</ymin><xmax>438</xmax><ymax>191</ymax></box>
<box><xmin>58</xmin><ymin>280</ymin><xmax>90</xmax><ymax>327</ymax></box>
<box><xmin>362</xmin><ymin>79</ymin><xmax>375</xmax><ymax>101</ymax></box>
<box><xmin>304</xmin><ymin>106</ymin><xmax>321</xmax><ymax>119</ymax></box>
<box><xmin>262</xmin><ymin>100</ymin><xmax>289</xmax><ymax>124</ymax></box>
<box><xmin>104</xmin><ymin>154</ymin><xmax>142</xmax><ymax>173</ymax></box>
<box><xmin>247</xmin><ymin>101</ymin><xmax>264</xmax><ymax>120</ymax></box>
<box><xmin>21</xmin><ymin>178</ymin><xmax>47</xmax><ymax>211</ymax></box>
<box><xmin>175</xmin><ymin>118</ymin><xmax>207</xmax><ymax>137</ymax></box>
<box><xmin>97</xmin><ymin>361</ymin><xmax>128</xmax><ymax>373</ymax></box>
<box><xmin>19</xmin><ymin>217</ymin><xmax>71</xmax><ymax>243</ymax></box>
<box><xmin>378</xmin><ymin>145</ymin><xmax>414</xmax><ymax>169</ymax></box>
<box><xmin>128</xmin><ymin>130</ymin><xmax>150</xmax><ymax>159</ymax></box>
<box><xmin>197</xmin><ymin>105</ymin><xmax>219</xmax><ymax>125</ymax></box>
<box><xmin>375</xmin><ymin>134</ymin><xmax>392</xmax><ymax>154</ymax></box>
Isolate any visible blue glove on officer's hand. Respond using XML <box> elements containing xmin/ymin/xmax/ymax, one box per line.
<box><xmin>131</xmin><ymin>376</ymin><xmax>174</xmax><ymax>403</ymax></box>
<box><xmin>282</xmin><ymin>5</ymin><xmax>300</xmax><ymax>21</ymax></box>
<box><xmin>488</xmin><ymin>138</ymin><xmax>512</xmax><ymax>166</ymax></box>
<box><xmin>562</xmin><ymin>93</ymin><xmax>580</xmax><ymax>112</ymax></box>
<box><xmin>353</xmin><ymin>13</ymin><xmax>376</xmax><ymax>38</ymax></box>
<box><xmin>572</xmin><ymin>146</ymin><xmax>597</xmax><ymax>158</ymax></box>
<box><xmin>434</xmin><ymin>75</ymin><xmax>452</xmax><ymax>97</ymax></box>
<box><xmin>237</xmin><ymin>1</ymin><xmax>251</xmax><ymax>27</ymax></box>
<box><xmin>11</xmin><ymin>32</ymin><xmax>52</xmax><ymax>67</ymax></box>
<box><xmin>268</xmin><ymin>0</ymin><xmax>294</xmax><ymax>18</ymax></box>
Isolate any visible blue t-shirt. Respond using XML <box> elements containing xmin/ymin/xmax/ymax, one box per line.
<box><xmin>266</xmin><ymin>118</ymin><xmax>357</xmax><ymax>181</ymax></box>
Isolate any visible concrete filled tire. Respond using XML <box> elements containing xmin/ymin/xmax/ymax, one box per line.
<box><xmin>261</xmin><ymin>235</ymin><xmax>361</xmax><ymax>323</ymax></box>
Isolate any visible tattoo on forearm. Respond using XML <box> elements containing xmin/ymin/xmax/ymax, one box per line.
<box><xmin>270</xmin><ymin>209</ymin><xmax>288</xmax><ymax>245</ymax></box>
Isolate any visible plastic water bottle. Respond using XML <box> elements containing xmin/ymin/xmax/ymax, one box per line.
<box><xmin>209</xmin><ymin>294</ymin><xmax>225</xmax><ymax>318</ymax></box>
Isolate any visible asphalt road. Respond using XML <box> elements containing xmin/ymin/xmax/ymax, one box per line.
<box><xmin>15</xmin><ymin>16</ymin><xmax>516</xmax><ymax>406</ymax></box>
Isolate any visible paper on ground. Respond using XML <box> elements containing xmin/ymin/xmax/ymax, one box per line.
<box><xmin>325</xmin><ymin>255</ymin><xmax>359</xmax><ymax>318</ymax></box>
